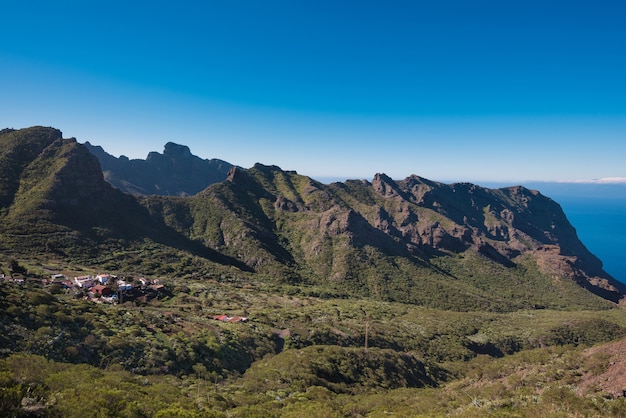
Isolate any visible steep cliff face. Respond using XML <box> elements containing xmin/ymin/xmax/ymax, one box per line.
<box><xmin>378</xmin><ymin>175</ymin><xmax>618</xmax><ymax>300</ymax></box>
<box><xmin>84</xmin><ymin>141</ymin><xmax>233</xmax><ymax>196</ymax></box>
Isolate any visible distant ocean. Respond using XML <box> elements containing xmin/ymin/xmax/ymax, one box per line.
<box><xmin>557</xmin><ymin>197</ymin><xmax>626</xmax><ymax>285</ymax></box>
<box><xmin>477</xmin><ymin>181</ymin><xmax>626</xmax><ymax>286</ymax></box>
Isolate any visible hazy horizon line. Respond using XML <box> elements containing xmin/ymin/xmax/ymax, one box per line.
<box><xmin>313</xmin><ymin>176</ymin><xmax>626</xmax><ymax>186</ymax></box>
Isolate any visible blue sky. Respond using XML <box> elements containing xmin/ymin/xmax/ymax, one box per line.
<box><xmin>2</xmin><ymin>0</ymin><xmax>625</xmax><ymax>183</ymax></box>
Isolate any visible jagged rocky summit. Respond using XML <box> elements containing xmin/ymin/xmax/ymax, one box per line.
<box><xmin>84</xmin><ymin>140</ymin><xmax>233</xmax><ymax>196</ymax></box>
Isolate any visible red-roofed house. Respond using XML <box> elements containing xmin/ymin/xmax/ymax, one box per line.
<box><xmin>91</xmin><ymin>285</ymin><xmax>113</xmax><ymax>296</ymax></box>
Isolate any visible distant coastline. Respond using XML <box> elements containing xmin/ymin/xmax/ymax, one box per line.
<box><xmin>558</xmin><ymin>197</ymin><xmax>626</xmax><ymax>285</ymax></box>
<box><xmin>499</xmin><ymin>182</ymin><xmax>626</xmax><ymax>285</ymax></box>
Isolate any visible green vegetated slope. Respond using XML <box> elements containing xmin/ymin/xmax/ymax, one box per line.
<box><xmin>144</xmin><ymin>162</ymin><xmax>621</xmax><ymax>311</ymax></box>
<box><xmin>3</xmin><ymin>126</ymin><xmax>626</xmax><ymax>416</ymax></box>
<box><xmin>0</xmin><ymin>127</ymin><xmax>251</xmax><ymax>275</ymax></box>
<box><xmin>2</xmin><ymin>278</ymin><xmax>626</xmax><ymax>417</ymax></box>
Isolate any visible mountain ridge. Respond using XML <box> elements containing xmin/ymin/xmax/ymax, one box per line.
<box><xmin>83</xmin><ymin>139</ymin><xmax>233</xmax><ymax>196</ymax></box>
<box><xmin>1</xmin><ymin>126</ymin><xmax>623</xmax><ymax>310</ymax></box>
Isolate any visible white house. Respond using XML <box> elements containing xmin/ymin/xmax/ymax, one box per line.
<box><xmin>95</xmin><ymin>274</ymin><xmax>115</xmax><ymax>284</ymax></box>
<box><xmin>74</xmin><ymin>275</ymin><xmax>94</xmax><ymax>288</ymax></box>
<box><xmin>117</xmin><ymin>280</ymin><xmax>132</xmax><ymax>291</ymax></box>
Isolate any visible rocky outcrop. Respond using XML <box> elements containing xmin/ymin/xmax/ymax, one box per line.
<box><xmin>84</xmin><ymin>140</ymin><xmax>233</xmax><ymax>196</ymax></box>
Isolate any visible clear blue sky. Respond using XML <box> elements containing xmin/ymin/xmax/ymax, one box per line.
<box><xmin>2</xmin><ymin>0</ymin><xmax>625</xmax><ymax>183</ymax></box>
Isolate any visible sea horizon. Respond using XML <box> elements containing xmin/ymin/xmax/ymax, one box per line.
<box><xmin>558</xmin><ymin>196</ymin><xmax>626</xmax><ymax>285</ymax></box>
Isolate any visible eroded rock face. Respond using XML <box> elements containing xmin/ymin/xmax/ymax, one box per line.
<box><xmin>274</xmin><ymin>196</ymin><xmax>299</xmax><ymax>212</ymax></box>
<box><xmin>84</xmin><ymin>140</ymin><xmax>233</xmax><ymax>196</ymax></box>
<box><xmin>372</xmin><ymin>173</ymin><xmax>403</xmax><ymax>198</ymax></box>
<box><xmin>533</xmin><ymin>245</ymin><xmax>622</xmax><ymax>302</ymax></box>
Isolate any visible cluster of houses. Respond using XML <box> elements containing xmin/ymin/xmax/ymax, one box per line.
<box><xmin>46</xmin><ymin>273</ymin><xmax>167</xmax><ymax>304</ymax></box>
<box><xmin>1</xmin><ymin>272</ymin><xmax>30</xmax><ymax>284</ymax></box>
<box><xmin>3</xmin><ymin>270</ymin><xmax>250</xmax><ymax>323</ymax></box>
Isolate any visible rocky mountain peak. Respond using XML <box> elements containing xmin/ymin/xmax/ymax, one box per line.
<box><xmin>372</xmin><ymin>173</ymin><xmax>403</xmax><ymax>198</ymax></box>
<box><xmin>163</xmin><ymin>142</ymin><xmax>192</xmax><ymax>158</ymax></box>
<box><xmin>84</xmin><ymin>140</ymin><xmax>233</xmax><ymax>196</ymax></box>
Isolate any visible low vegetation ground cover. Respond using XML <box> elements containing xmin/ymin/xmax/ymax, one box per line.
<box><xmin>2</xmin><ymin>254</ymin><xmax>626</xmax><ymax>417</ymax></box>
<box><xmin>0</xmin><ymin>266</ymin><xmax>626</xmax><ymax>417</ymax></box>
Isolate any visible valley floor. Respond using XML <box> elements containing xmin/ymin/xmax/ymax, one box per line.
<box><xmin>2</xmin><ymin>262</ymin><xmax>626</xmax><ymax>417</ymax></box>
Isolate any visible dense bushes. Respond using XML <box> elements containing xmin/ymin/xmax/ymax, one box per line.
<box><xmin>2</xmin><ymin>275</ymin><xmax>626</xmax><ymax>416</ymax></box>
<box><xmin>241</xmin><ymin>345</ymin><xmax>445</xmax><ymax>395</ymax></box>
<box><xmin>541</xmin><ymin>318</ymin><xmax>626</xmax><ymax>347</ymax></box>
<box><xmin>0</xmin><ymin>354</ymin><xmax>215</xmax><ymax>417</ymax></box>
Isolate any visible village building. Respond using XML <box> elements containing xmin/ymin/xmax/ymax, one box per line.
<box><xmin>117</xmin><ymin>280</ymin><xmax>132</xmax><ymax>291</ymax></box>
<box><xmin>60</xmin><ymin>280</ymin><xmax>74</xmax><ymax>289</ymax></box>
<box><xmin>51</xmin><ymin>273</ymin><xmax>67</xmax><ymax>281</ymax></box>
<box><xmin>74</xmin><ymin>275</ymin><xmax>94</xmax><ymax>288</ymax></box>
<box><xmin>95</xmin><ymin>274</ymin><xmax>115</xmax><ymax>284</ymax></box>
<box><xmin>91</xmin><ymin>284</ymin><xmax>113</xmax><ymax>297</ymax></box>
<box><xmin>211</xmin><ymin>314</ymin><xmax>248</xmax><ymax>323</ymax></box>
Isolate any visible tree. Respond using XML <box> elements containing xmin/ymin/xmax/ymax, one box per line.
<box><xmin>7</xmin><ymin>258</ymin><xmax>27</xmax><ymax>275</ymax></box>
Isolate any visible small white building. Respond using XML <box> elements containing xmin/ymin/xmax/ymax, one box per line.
<box><xmin>74</xmin><ymin>275</ymin><xmax>94</xmax><ymax>288</ymax></box>
<box><xmin>95</xmin><ymin>274</ymin><xmax>115</xmax><ymax>284</ymax></box>
<box><xmin>117</xmin><ymin>280</ymin><xmax>132</xmax><ymax>291</ymax></box>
